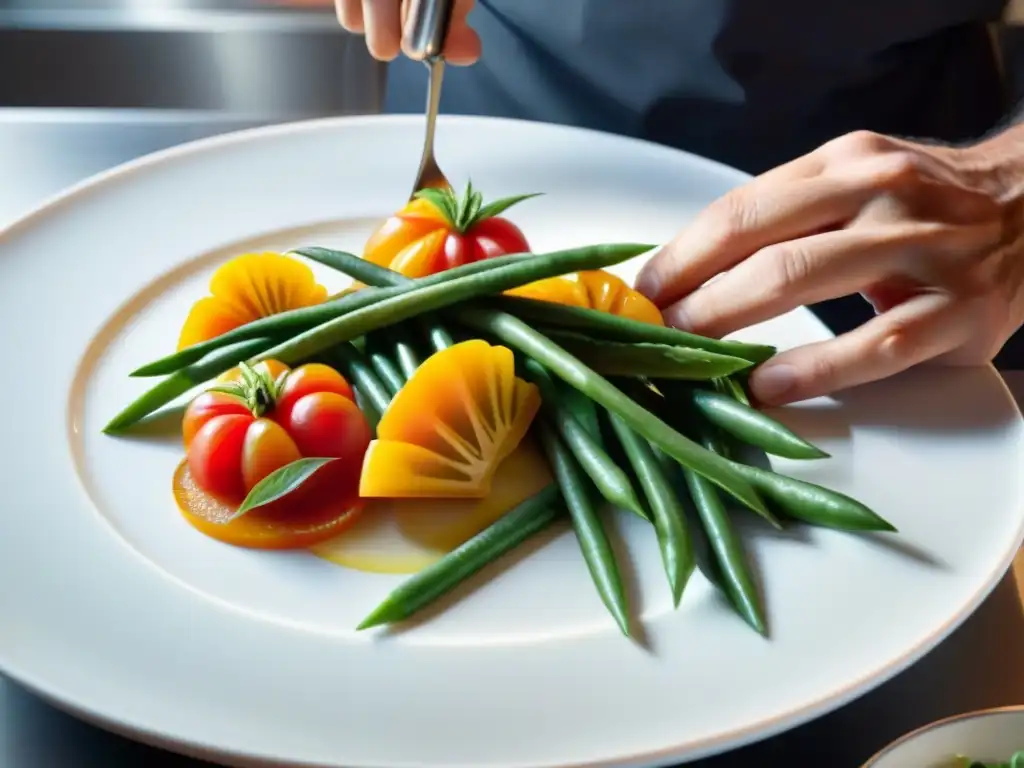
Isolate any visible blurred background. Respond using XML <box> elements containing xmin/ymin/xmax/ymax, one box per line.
<box><xmin>5</xmin><ymin>1</ymin><xmax>1024</xmax><ymax>130</ymax></box>
<box><xmin>0</xmin><ymin>0</ymin><xmax>384</xmax><ymax>117</ymax></box>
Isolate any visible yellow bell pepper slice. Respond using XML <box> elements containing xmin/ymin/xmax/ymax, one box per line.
<box><xmin>177</xmin><ymin>252</ymin><xmax>328</xmax><ymax>350</ymax></box>
<box><xmin>505</xmin><ymin>269</ymin><xmax>665</xmax><ymax>325</ymax></box>
<box><xmin>358</xmin><ymin>340</ymin><xmax>541</xmax><ymax>499</ymax></box>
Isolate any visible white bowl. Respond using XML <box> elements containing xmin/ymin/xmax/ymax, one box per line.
<box><xmin>864</xmin><ymin>707</ymin><xmax>1024</xmax><ymax>767</ymax></box>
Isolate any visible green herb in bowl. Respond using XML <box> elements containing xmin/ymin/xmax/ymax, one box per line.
<box><xmin>953</xmin><ymin>751</ymin><xmax>1024</xmax><ymax>767</ymax></box>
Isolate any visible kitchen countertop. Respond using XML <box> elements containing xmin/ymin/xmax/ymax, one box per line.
<box><xmin>1</xmin><ymin>108</ymin><xmax>1022</xmax><ymax>768</ymax></box>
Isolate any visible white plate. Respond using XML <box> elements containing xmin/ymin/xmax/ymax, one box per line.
<box><xmin>1</xmin><ymin>115</ymin><xmax>1022</xmax><ymax>768</ymax></box>
<box><xmin>864</xmin><ymin>707</ymin><xmax>1024</xmax><ymax>766</ymax></box>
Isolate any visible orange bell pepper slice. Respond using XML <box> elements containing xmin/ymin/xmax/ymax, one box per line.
<box><xmin>506</xmin><ymin>269</ymin><xmax>665</xmax><ymax>325</ymax></box>
<box><xmin>359</xmin><ymin>340</ymin><xmax>541</xmax><ymax>498</ymax></box>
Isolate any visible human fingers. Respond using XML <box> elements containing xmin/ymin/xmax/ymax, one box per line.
<box><xmin>663</xmin><ymin>221</ymin><xmax>976</xmax><ymax>339</ymax></box>
<box><xmin>441</xmin><ymin>24</ymin><xmax>482</xmax><ymax>65</ymax></box>
<box><xmin>400</xmin><ymin>0</ymin><xmax>480</xmax><ymax>64</ymax></box>
<box><xmin>747</xmin><ymin>291</ymin><xmax>971</xmax><ymax>406</ymax></box>
<box><xmin>445</xmin><ymin>0</ymin><xmax>481</xmax><ymax>64</ymax></box>
<box><xmin>361</xmin><ymin>0</ymin><xmax>402</xmax><ymax>59</ymax></box>
<box><xmin>336</xmin><ymin>0</ymin><xmax>364</xmax><ymax>31</ymax></box>
<box><xmin>634</xmin><ymin>149</ymin><xmax>973</xmax><ymax>309</ymax></box>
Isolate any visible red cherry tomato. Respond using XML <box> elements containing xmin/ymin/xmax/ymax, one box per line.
<box><xmin>283</xmin><ymin>392</ymin><xmax>372</xmax><ymax>464</ymax></box>
<box><xmin>181</xmin><ymin>391</ymin><xmax>251</xmax><ymax>449</ymax></box>
<box><xmin>440</xmin><ymin>232</ymin><xmax>471</xmax><ymax>271</ymax></box>
<box><xmin>187</xmin><ymin>413</ymin><xmax>252</xmax><ymax>500</ymax></box>
<box><xmin>362</xmin><ymin>186</ymin><xmax>535</xmax><ymax>277</ymax></box>
<box><xmin>180</xmin><ymin>361</ymin><xmax>370</xmax><ymax>504</ymax></box>
<box><xmin>275</xmin><ymin>363</ymin><xmax>355</xmax><ymax>426</ymax></box>
<box><xmin>467</xmin><ymin>216</ymin><xmax>530</xmax><ymax>261</ymax></box>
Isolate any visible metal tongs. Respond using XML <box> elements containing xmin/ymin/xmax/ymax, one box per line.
<box><xmin>403</xmin><ymin>0</ymin><xmax>456</xmax><ymax>200</ymax></box>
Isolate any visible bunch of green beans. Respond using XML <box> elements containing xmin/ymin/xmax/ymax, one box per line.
<box><xmin>108</xmin><ymin>244</ymin><xmax>898</xmax><ymax>638</ymax></box>
<box><xmin>524</xmin><ymin>360</ymin><xmax>646</xmax><ymax>519</ymax></box>
<box><xmin>303</xmin><ymin>248</ymin><xmax>893</xmax><ymax>632</ymax></box>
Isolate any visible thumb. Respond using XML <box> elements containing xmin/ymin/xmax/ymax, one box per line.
<box><xmin>748</xmin><ymin>293</ymin><xmax>968</xmax><ymax>405</ymax></box>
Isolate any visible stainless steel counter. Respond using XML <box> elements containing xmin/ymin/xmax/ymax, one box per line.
<box><xmin>1</xmin><ymin>108</ymin><xmax>1022</xmax><ymax>768</ymax></box>
<box><xmin>0</xmin><ymin>3</ymin><xmax>385</xmax><ymax>116</ymax></box>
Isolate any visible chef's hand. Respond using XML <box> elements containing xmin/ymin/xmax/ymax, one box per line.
<box><xmin>334</xmin><ymin>0</ymin><xmax>480</xmax><ymax>63</ymax></box>
<box><xmin>636</xmin><ymin>129</ymin><xmax>1024</xmax><ymax>406</ymax></box>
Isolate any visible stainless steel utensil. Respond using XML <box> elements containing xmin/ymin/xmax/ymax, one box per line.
<box><xmin>403</xmin><ymin>0</ymin><xmax>455</xmax><ymax>199</ymax></box>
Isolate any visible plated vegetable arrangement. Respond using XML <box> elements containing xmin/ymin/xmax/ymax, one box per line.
<box><xmin>103</xmin><ymin>183</ymin><xmax>896</xmax><ymax>639</ymax></box>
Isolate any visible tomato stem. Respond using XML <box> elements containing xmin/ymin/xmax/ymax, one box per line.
<box><xmin>414</xmin><ymin>179</ymin><xmax>541</xmax><ymax>234</ymax></box>
<box><xmin>209</xmin><ymin>361</ymin><xmax>284</xmax><ymax>418</ymax></box>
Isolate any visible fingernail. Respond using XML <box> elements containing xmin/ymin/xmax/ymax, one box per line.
<box><xmin>750</xmin><ymin>364</ymin><xmax>796</xmax><ymax>404</ymax></box>
<box><xmin>634</xmin><ymin>264</ymin><xmax>663</xmax><ymax>303</ymax></box>
<box><xmin>635</xmin><ymin>244</ymin><xmax>675</xmax><ymax>303</ymax></box>
<box><xmin>662</xmin><ymin>300</ymin><xmax>693</xmax><ymax>331</ymax></box>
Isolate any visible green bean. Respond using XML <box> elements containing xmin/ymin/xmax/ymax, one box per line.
<box><xmin>729</xmin><ymin>460</ymin><xmax>897</xmax><ymax>532</ymax></box>
<box><xmin>540</xmin><ymin>329</ymin><xmax>752</xmax><ymax>379</ymax></box>
<box><xmin>389</xmin><ymin>325</ymin><xmax>423</xmax><ymax>381</ymax></box>
<box><xmin>622</xmin><ymin>378</ymin><xmax>783</xmax><ymax>530</ymax></box>
<box><xmin>356</xmin><ymin>485</ymin><xmax>562</xmax><ymax>630</ymax></box>
<box><xmin>420</xmin><ymin>320</ymin><xmax>455</xmax><ymax>351</ymax></box>
<box><xmin>559</xmin><ymin>377</ymin><xmax>602</xmax><ymax>439</ymax></box>
<box><xmin>606</xmin><ymin>412</ymin><xmax>695</xmax><ymax>606</ymax></box>
<box><xmin>716</xmin><ymin>374</ymin><xmax>751</xmax><ymax>406</ymax></box>
<box><xmin>491</xmin><ymin>295</ymin><xmax>777</xmax><ymax>363</ymax></box>
<box><xmin>647</xmin><ymin>445</ymin><xmax>755</xmax><ymax>628</ymax></box>
<box><xmin>302</xmin><ymin>249</ymin><xmax>457</xmax><ymax>357</ymax></box>
<box><xmin>130</xmin><ymin>285</ymin><xmax>398</xmax><ymax>377</ymax></box>
<box><xmin>673</xmin><ymin>473</ymin><xmax>732</xmax><ymax>598</ymax></box>
<box><xmin>660</xmin><ymin>382</ymin><xmax>829</xmax><ymax>460</ymax></box>
<box><xmin>134</xmin><ymin>246</ymin><xmax>557</xmax><ymax>378</ymax></box>
<box><xmin>302</xmin><ymin>247</ymin><xmax>456</xmax><ymax>356</ymax></box>
<box><xmin>250</xmin><ymin>243</ymin><xmax>654</xmax><ymax>368</ymax></box>
<box><xmin>295</xmin><ymin>245</ymin><xmax>479</xmax><ymax>288</ymax></box>
<box><xmin>524</xmin><ymin>360</ymin><xmax>646</xmax><ymax>519</ymax></box>
<box><xmin>364</xmin><ymin>333</ymin><xmax>405</xmax><ymax>396</ymax></box>
<box><xmin>351</xmin><ymin>388</ymin><xmax>377</xmax><ymax>429</ymax></box>
<box><xmin>323</xmin><ymin>343</ymin><xmax>393</xmax><ymax>431</ymax></box>
<box><xmin>103</xmin><ymin>336</ymin><xmax>281</xmax><ymax>434</ymax></box>
<box><xmin>456</xmin><ymin>307</ymin><xmax>771</xmax><ymax>518</ymax></box>
<box><xmin>537</xmin><ymin>420</ymin><xmax>631</xmax><ymax>636</ymax></box>
<box><xmin>680</xmin><ymin>454</ymin><xmax>767</xmax><ymax>636</ymax></box>
<box><xmin>297</xmin><ymin>246</ymin><xmax>469</xmax><ymax>351</ymax></box>
<box><xmin>705</xmin><ymin>405</ymin><xmax>893</xmax><ymax>532</ymax></box>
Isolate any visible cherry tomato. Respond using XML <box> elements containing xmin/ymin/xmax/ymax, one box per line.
<box><xmin>283</xmin><ymin>392</ymin><xmax>372</xmax><ymax>463</ymax></box>
<box><xmin>363</xmin><ymin>184</ymin><xmax>535</xmax><ymax>277</ymax></box>
<box><xmin>274</xmin><ymin>362</ymin><xmax>355</xmax><ymax>426</ymax></box>
<box><xmin>182</xmin><ymin>391</ymin><xmax>251</xmax><ymax>449</ymax></box>
<box><xmin>180</xmin><ymin>360</ymin><xmax>370</xmax><ymax>504</ymax></box>
<box><xmin>241</xmin><ymin>419</ymin><xmax>302</xmax><ymax>492</ymax></box>
<box><xmin>388</xmin><ymin>229</ymin><xmax>448</xmax><ymax>279</ymax></box>
<box><xmin>467</xmin><ymin>217</ymin><xmax>529</xmax><ymax>261</ymax></box>
<box><xmin>440</xmin><ymin>232</ymin><xmax>471</xmax><ymax>272</ymax></box>
<box><xmin>187</xmin><ymin>413</ymin><xmax>252</xmax><ymax>500</ymax></box>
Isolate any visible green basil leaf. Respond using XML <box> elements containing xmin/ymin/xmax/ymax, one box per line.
<box><xmin>472</xmin><ymin>192</ymin><xmax>543</xmax><ymax>224</ymax></box>
<box><xmin>413</xmin><ymin>187</ymin><xmax>458</xmax><ymax>226</ymax></box>
<box><xmin>204</xmin><ymin>383</ymin><xmax>245</xmax><ymax>400</ymax></box>
<box><xmin>231</xmin><ymin>457</ymin><xmax>337</xmax><ymax>521</ymax></box>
